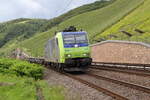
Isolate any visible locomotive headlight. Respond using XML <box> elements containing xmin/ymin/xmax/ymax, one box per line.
<box><xmin>83</xmin><ymin>53</ymin><xmax>90</xmax><ymax>56</ymax></box>
<box><xmin>65</xmin><ymin>54</ymin><xmax>71</xmax><ymax>57</ymax></box>
<box><xmin>83</xmin><ymin>53</ymin><xmax>87</xmax><ymax>56</ymax></box>
<box><xmin>83</xmin><ymin>53</ymin><xmax>89</xmax><ymax>56</ymax></box>
<box><xmin>68</xmin><ymin>54</ymin><xmax>71</xmax><ymax>57</ymax></box>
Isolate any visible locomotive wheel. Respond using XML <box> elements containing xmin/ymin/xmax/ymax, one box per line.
<box><xmin>58</xmin><ymin>63</ymin><xmax>62</xmax><ymax>72</ymax></box>
<box><xmin>58</xmin><ymin>63</ymin><xmax>64</xmax><ymax>72</ymax></box>
<box><xmin>61</xmin><ymin>64</ymin><xmax>64</xmax><ymax>72</ymax></box>
<box><xmin>54</xmin><ymin>63</ymin><xmax>58</xmax><ymax>71</ymax></box>
<box><xmin>54</xmin><ymin>63</ymin><xmax>57</xmax><ymax>70</ymax></box>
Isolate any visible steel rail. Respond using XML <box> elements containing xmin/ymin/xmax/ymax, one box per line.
<box><xmin>64</xmin><ymin>73</ymin><xmax>128</xmax><ymax>100</ymax></box>
<box><xmin>87</xmin><ymin>72</ymin><xmax>150</xmax><ymax>94</ymax></box>
<box><xmin>43</xmin><ymin>64</ymin><xmax>128</xmax><ymax>100</ymax></box>
<box><xmin>92</xmin><ymin>62</ymin><xmax>150</xmax><ymax>67</ymax></box>
<box><xmin>92</xmin><ymin>62</ymin><xmax>150</xmax><ymax>72</ymax></box>
<box><xmin>90</xmin><ymin>66</ymin><xmax>150</xmax><ymax>77</ymax></box>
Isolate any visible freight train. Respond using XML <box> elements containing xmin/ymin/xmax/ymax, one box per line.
<box><xmin>27</xmin><ymin>26</ymin><xmax>92</xmax><ymax>72</ymax></box>
<box><xmin>44</xmin><ymin>26</ymin><xmax>92</xmax><ymax>71</ymax></box>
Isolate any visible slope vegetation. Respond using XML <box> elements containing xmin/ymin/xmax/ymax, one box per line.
<box><xmin>0</xmin><ymin>18</ymin><xmax>47</xmax><ymax>47</ymax></box>
<box><xmin>0</xmin><ymin>0</ymin><xmax>145</xmax><ymax>57</ymax></box>
<box><xmin>0</xmin><ymin>0</ymin><xmax>116</xmax><ymax>56</ymax></box>
<box><xmin>39</xmin><ymin>0</ymin><xmax>115</xmax><ymax>32</ymax></box>
<box><xmin>0</xmin><ymin>0</ymin><xmax>115</xmax><ymax>56</ymax></box>
<box><xmin>96</xmin><ymin>0</ymin><xmax>150</xmax><ymax>43</ymax></box>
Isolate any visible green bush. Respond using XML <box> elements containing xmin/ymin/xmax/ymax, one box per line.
<box><xmin>0</xmin><ymin>58</ymin><xmax>43</xmax><ymax>79</ymax></box>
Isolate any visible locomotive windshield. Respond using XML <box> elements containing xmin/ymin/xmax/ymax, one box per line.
<box><xmin>63</xmin><ymin>33</ymin><xmax>88</xmax><ymax>44</ymax></box>
<box><xmin>63</xmin><ymin>34</ymin><xmax>75</xmax><ymax>44</ymax></box>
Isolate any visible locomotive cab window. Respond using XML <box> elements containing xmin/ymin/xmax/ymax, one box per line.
<box><xmin>75</xmin><ymin>34</ymin><xmax>88</xmax><ymax>43</ymax></box>
<box><xmin>63</xmin><ymin>34</ymin><xmax>75</xmax><ymax>44</ymax></box>
<box><xmin>63</xmin><ymin>33</ymin><xmax>88</xmax><ymax>44</ymax></box>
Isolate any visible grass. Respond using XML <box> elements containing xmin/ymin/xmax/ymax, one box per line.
<box><xmin>8</xmin><ymin>0</ymin><xmax>144</xmax><ymax>56</ymax></box>
<box><xmin>0</xmin><ymin>74</ymin><xmax>36</xmax><ymax>100</ymax></box>
<box><xmin>38</xmin><ymin>80</ymin><xmax>65</xmax><ymax>100</ymax></box>
<box><xmin>0</xmin><ymin>0</ymin><xmax>114</xmax><ymax>47</ymax></box>
<box><xmin>97</xmin><ymin>0</ymin><xmax>150</xmax><ymax>43</ymax></box>
<box><xmin>0</xmin><ymin>0</ymin><xmax>146</xmax><ymax>57</ymax></box>
<box><xmin>0</xmin><ymin>58</ymin><xmax>65</xmax><ymax>100</ymax></box>
<box><xmin>0</xmin><ymin>0</ymin><xmax>115</xmax><ymax>57</ymax></box>
<box><xmin>0</xmin><ymin>74</ymin><xmax>65</xmax><ymax>100</ymax></box>
<box><xmin>39</xmin><ymin>0</ymin><xmax>115</xmax><ymax>32</ymax></box>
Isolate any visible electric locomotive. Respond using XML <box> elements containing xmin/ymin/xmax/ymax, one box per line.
<box><xmin>45</xmin><ymin>26</ymin><xmax>92</xmax><ymax>71</ymax></box>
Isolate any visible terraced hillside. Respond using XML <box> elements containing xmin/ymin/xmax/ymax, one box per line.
<box><xmin>0</xmin><ymin>0</ymin><xmax>146</xmax><ymax>57</ymax></box>
<box><xmin>96</xmin><ymin>0</ymin><xmax>150</xmax><ymax>43</ymax></box>
<box><xmin>0</xmin><ymin>0</ymin><xmax>115</xmax><ymax>56</ymax></box>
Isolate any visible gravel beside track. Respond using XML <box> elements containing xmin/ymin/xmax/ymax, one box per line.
<box><xmin>75</xmin><ymin>74</ymin><xmax>150</xmax><ymax>100</ymax></box>
<box><xmin>90</xmin><ymin>69</ymin><xmax>150</xmax><ymax>87</ymax></box>
<box><xmin>44</xmin><ymin>68</ymin><xmax>113</xmax><ymax>100</ymax></box>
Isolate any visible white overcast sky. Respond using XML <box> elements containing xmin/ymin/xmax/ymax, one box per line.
<box><xmin>0</xmin><ymin>0</ymin><xmax>98</xmax><ymax>22</ymax></box>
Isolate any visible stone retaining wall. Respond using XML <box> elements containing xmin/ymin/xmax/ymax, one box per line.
<box><xmin>91</xmin><ymin>40</ymin><xmax>150</xmax><ymax>64</ymax></box>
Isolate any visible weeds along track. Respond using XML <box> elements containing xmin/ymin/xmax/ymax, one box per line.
<box><xmin>91</xmin><ymin>62</ymin><xmax>150</xmax><ymax>77</ymax></box>
<box><xmin>35</xmin><ymin>84</ymin><xmax>45</xmax><ymax>100</ymax></box>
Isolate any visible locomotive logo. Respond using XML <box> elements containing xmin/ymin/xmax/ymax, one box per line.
<box><xmin>74</xmin><ymin>44</ymin><xmax>78</xmax><ymax>48</ymax></box>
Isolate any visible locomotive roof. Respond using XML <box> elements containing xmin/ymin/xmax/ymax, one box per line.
<box><xmin>61</xmin><ymin>31</ymin><xmax>87</xmax><ymax>35</ymax></box>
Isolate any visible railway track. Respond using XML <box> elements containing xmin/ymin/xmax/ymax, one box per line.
<box><xmin>90</xmin><ymin>66</ymin><xmax>150</xmax><ymax>77</ymax></box>
<box><xmin>41</xmin><ymin>64</ymin><xmax>129</xmax><ymax>99</ymax></box>
<box><xmin>92</xmin><ymin>62</ymin><xmax>150</xmax><ymax>71</ymax></box>
<box><xmin>43</xmin><ymin>65</ymin><xmax>127</xmax><ymax>99</ymax></box>
<box><xmin>63</xmin><ymin>72</ymin><xmax>128</xmax><ymax>100</ymax></box>
<box><xmin>86</xmin><ymin>72</ymin><xmax>150</xmax><ymax>94</ymax></box>
<box><xmin>91</xmin><ymin>62</ymin><xmax>150</xmax><ymax>77</ymax></box>
<box><xmin>28</xmin><ymin>59</ymin><xmax>150</xmax><ymax>99</ymax></box>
